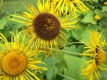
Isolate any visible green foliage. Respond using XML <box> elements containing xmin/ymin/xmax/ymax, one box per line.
<box><xmin>63</xmin><ymin>55</ymin><xmax>86</xmax><ymax>80</ymax></box>
<box><xmin>44</xmin><ymin>57</ymin><xmax>59</xmax><ymax>80</ymax></box>
<box><xmin>0</xmin><ymin>0</ymin><xmax>3</xmax><ymax>8</ymax></box>
<box><xmin>81</xmin><ymin>11</ymin><xmax>96</xmax><ymax>24</ymax></box>
<box><xmin>0</xmin><ymin>17</ymin><xmax>6</xmax><ymax>29</ymax></box>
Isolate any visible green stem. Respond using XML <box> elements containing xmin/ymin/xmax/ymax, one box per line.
<box><xmin>52</xmin><ymin>48</ymin><xmax>81</xmax><ymax>56</ymax></box>
<box><xmin>67</xmin><ymin>42</ymin><xmax>83</xmax><ymax>45</ymax></box>
<box><xmin>59</xmin><ymin>73</ymin><xmax>75</xmax><ymax>80</ymax></box>
<box><xmin>40</xmin><ymin>46</ymin><xmax>82</xmax><ymax>56</ymax></box>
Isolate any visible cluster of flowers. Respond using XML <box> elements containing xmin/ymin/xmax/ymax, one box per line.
<box><xmin>0</xmin><ymin>0</ymin><xmax>106</xmax><ymax>80</ymax></box>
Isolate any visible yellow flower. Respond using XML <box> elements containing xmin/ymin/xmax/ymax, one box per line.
<box><xmin>95</xmin><ymin>15</ymin><xmax>101</xmax><ymax>20</ymax></box>
<box><xmin>52</xmin><ymin>0</ymin><xmax>89</xmax><ymax>17</ymax></box>
<box><xmin>104</xmin><ymin>2</ymin><xmax>107</xmax><ymax>5</ymax></box>
<box><xmin>0</xmin><ymin>32</ymin><xmax>47</xmax><ymax>80</ymax></box>
<box><xmin>81</xmin><ymin>31</ymin><xmax>107</xmax><ymax>80</ymax></box>
<box><xmin>10</xmin><ymin>0</ymin><xmax>77</xmax><ymax>57</ymax></box>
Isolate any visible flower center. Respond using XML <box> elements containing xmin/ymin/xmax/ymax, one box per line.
<box><xmin>1</xmin><ymin>51</ymin><xmax>27</xmax><ymax>76</ymax></box>
<box><xmin>95</xmin><ymin>46</ymin><xmax>105</xmax><ymax>65</ymax></box>
<box><xmin>33</xmin><ymin>13</ymin><xmax>60</xmax><ymax>40</ymax></box>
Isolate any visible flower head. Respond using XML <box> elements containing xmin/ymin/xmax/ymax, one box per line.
<box><xmin>104</xmin><ymin>2</ymin><xmax>107</xmax><ymax>5</ymax></box>
<box><xmin>0</xmin><ymin>32</ymin><xmax>47</xmax><ymax>80</ymax></box>
<box><xmin>95</xmin><ymin>15</ymin><xmax>101</xmax><ymax>20</ymax></box>
<box><xmin>10</xmin><ymin>0</ymin><xmax>77</xmax><ymax>57</ymax></box>
<box><xmin>81</xmin><ymin>30</ymin><xmax>107</xmax><ymax>80</ymax></box>
<box><xmin>52</xmin><ymin>0</ymin><xmax>89</xmax><ymax>17</ymax></box>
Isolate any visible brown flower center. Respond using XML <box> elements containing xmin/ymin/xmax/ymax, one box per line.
<box><xmin>33</xmin><ymin>13</ymin><xmax>60</xmax><ymax>40</ymax></box>
<box><xmin>95</xmin><ymin>46</ymin><xmax>105</xmax><ymax>65</ymax></box>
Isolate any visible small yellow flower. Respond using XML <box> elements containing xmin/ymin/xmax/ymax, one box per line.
<box><xmin>10</xmin><ymin>0</ymin><xmax>78</xmax><ymax>57</ymax></box>
<box><xmin>0</xmin><ymin>32</ymin><xmax>47</xmax><ymax>80</ymax></box>
<box><xmin>81</xmin><ymin>30</ymin><xmax>107</xmax><ymax>80</ymax></box>
<box><xmin>104</xmin><ymin>2</ymin><xmax>107</xmax><ymax>5</ymax></box>
<box><xmin>95</xmin><ymin>15</ymin><xmax>101</xmax><ymax>20</ymax></box>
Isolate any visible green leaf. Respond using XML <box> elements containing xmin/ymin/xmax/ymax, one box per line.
<box><xmin>81</xmin><ymin>11</ymin><xmax>96</xmax><ymax>24</ymax></box>
<box><xmin>102</xmin><ymin>6</ymin><xmax>107</xmax><ymax>12</ymax></box>
<box><xmin>43</xmin><ymin>57</ymin><xmax>59</xmax><ymax>80</ymax></box>
<box><xmin>55</xmin><ymin>52</ymin><xmax>68</xmax><ymax>69</ymax></box>
<box><xmin>63</xmin><ymin>45</ymin><xmax>77</xmax><ymax>53</ymax></box>
<box><xmin>71</xmin><ymin>24</ymin><xmax>87</xmax><ymax>41</ymax></box>
<box><xmin>69</xmin><ymin>45</ymin><xmax>77</xmax><ymax>52</ymax></box>
<box><xmin>63</xmin><ymin>68</ymin><xmax>75</xmax><ymax>80</ymax></box>
<box><xmin>99</xmin><ymin>69</ymin><xmax>107</xmax><ymax>80</ymax></box>
<box><xmin>46</xmin><ymin>66</ymin><xmax>58</xmax><ymax>80</ymax></box>
<box><xmin>81</xmin><ymin>30</ymin><xmax>90</xmax><ymax>43</ymax></box>
<box><xmin>12</xmin><ymin>22</ymin><xmax>24</xmax><ymax>29</ymax></box>
<box><xmin>64</xmin><ymin>28</ymin><xmax>71</xmax><ymax>32</ymax></box>
<box><xmin>76</xmin><ymin>24</ymin><xmax>87</xmax><ymax>33</ymax></box>
<box><xmin>87</xmin><ymin>24</ymin><xmax>102</xmax><ymax>30</ymax></box>
<box><xmin>94</xmin><ymin>9</ymin><xmax>103</xmax><ymax>16</ymax></box>
<box><xmin>64</xmin><ymin>55</ymin><xmax>86</xmax><ymax>80</ymax></box>
<box><xmin>0</xmin><ymin>17</ymin><xmax>6</xmax><ymax>29</ymax></box>
<box><xmin>99</xmin><ymin>17</ymin><xmax>107</xmax><ymax>27</ymax></box>
<box><xmin>77</xmin><ymin>45</ymin><xmax>84</xmax><ymax>53</ymax></box>
<box><xmin>72</xmin><ymin>29</ymin><xmax>81</xmax><ymax>40</ymax></box>
<box><xmin>64</xmin><ymin>31</ymin><xmax>71</xmax><ymax>40</ymax></box>
<box><xmin>93</xmin><ymin>0</ymin><xmax>98</xmax><ymax>3</ymax></box>
<box><xmin>100</xmin><ymin>56</ymin><xmax>107</xmax><ymax>80</ymax></box>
